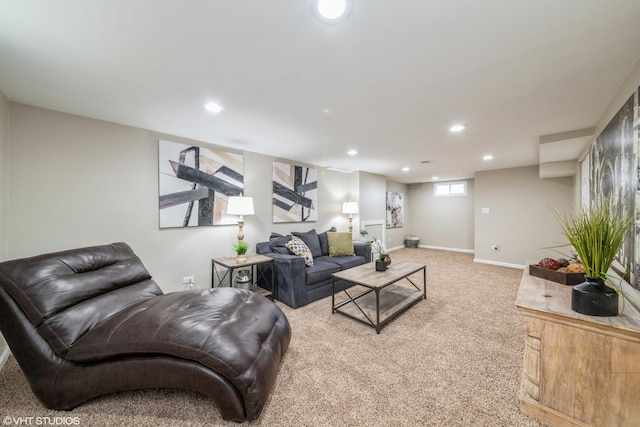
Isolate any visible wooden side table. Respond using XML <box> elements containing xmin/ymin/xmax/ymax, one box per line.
<box><xmin>211</xmin><ymin>254</ymin><xmax>276</xmax><ymax>301</ymax></box>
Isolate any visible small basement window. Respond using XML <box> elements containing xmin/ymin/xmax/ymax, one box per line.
<box><xmin>434</xmin><ymin>181</ymin><xmax>466</xmax><ymax>197</ymax></box>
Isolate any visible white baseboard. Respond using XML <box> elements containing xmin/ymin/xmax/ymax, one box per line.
<box><xmin>397</xmin><ymin>245</ymin><xmax>523</xmax><ymax>269</ymax></box>
<box><xmin>0</xmin><ymin>347</ymin><xmax>10</xmax><ymax>371</ymax></box>
<box><xmin>419</xmin><ymin>245</ymin><xmax>474</xmax><ymax>254</ymax></box>
<box><xmin>474</xmin><ymin>258</ymin><xmax>524</xmax><ymax>269</ymax></box>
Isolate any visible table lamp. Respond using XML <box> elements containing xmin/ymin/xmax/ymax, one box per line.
<box><xmin>227</xmin><ymin>196</ymin><xmax>254</xmax><ymax>242</ymax></box>
<box><xmin>342</xmin><ymin>201</ymin><xmax>358</xmax><ymax>234</ymax></box>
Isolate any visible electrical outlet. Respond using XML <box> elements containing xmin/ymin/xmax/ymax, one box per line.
<box><xmin>182</xmin><ymin>275</ymin><xmax>194</xmax><ymax>285</ymax></box>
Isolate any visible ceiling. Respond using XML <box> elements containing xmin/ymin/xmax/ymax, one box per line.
<box><xmin>1</xmin><ymin>0</ymin><xmax>640</xmax><ymax>183</ymax></box>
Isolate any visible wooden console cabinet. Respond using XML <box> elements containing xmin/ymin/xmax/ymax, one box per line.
<box><xmin>516</xmin><ymin>264</ymin><xmax>640</xmax><ymax>427</ymax></box>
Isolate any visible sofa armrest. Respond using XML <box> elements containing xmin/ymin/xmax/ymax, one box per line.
<box><xmin>259</xmin><ymin>253</ymin><xmax>307</xmax><ymax>309</ymax></box>
<box><xmin>353</xmin><ymin>242</ymin><xmax>371</xmax><ymax>263</ymax></box>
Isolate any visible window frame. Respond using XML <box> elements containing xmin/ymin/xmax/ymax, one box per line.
<box><xmin>434</xmin><ymin>181</ymin><xmax>467</xmax><ymax>197</ymax></box>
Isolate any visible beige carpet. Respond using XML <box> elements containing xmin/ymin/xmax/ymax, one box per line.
<box><xmin>0</xmin><ymin>248</ymin><xmax>545</xmax><ymax>426</ymax></box>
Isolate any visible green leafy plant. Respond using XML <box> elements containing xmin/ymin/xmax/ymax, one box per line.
<box><xmin>359</xmin><ymin>229</ymin><xmax>369</xmax><ymax>238</ymax></box>
<box><xmin>233</xmin><ymin>241</ymin><xmax>249</xmax><ymax>256</ymax></box>
<box><xmin>554</xmin><ymin>203</ymin><xmax>633</xmax><ymax>285</ymax></box>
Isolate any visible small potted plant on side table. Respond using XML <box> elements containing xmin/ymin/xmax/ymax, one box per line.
<box><xmin>233</xmin><ymin>241</ymin><xmax>249</xmax><ymax>264</ymax></box>
<box><xmin>359</xmin><ymin>229</ymin><xmax>369</xmax><ymax>241</ymax></box>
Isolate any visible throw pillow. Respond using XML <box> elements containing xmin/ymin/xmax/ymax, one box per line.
<box><xmin>292</xmin><ymin>229</ymin><xmax>322</xmax><ymax>258</ymax></box>
<box><xmin>326</xmin><ymin>232</ymin><xmax>355</xmax><ymax>257</ymax></box>
<box><xmin>285</xmin><ymin>237</ymin><xmax>314</xmax><ymax>266</ymax></box>
<box><xmin>318</xmin><ymin>226</ymin><xmax>337</xmax><ymax>256</ymax></box>
<box><xmin>269</xmin><ymin>232</ymin><xmax>292</xmax><ymax>255</ymax></box>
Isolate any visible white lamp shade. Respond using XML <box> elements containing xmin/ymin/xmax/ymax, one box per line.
<box><xmin>342</xmin><ymin>202</ymin><xmax>358</xmax><ymax>215</ymax></box>
<box><xmin>227</xmin><ymin>196</ymin><xmax>254</xmax><ymax>216</ymax></box>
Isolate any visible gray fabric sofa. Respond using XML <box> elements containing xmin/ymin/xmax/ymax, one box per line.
<box><xmin>256</xmin><ymin>228</ymin><xmax>371</xmax><ymax>309</ymax></box>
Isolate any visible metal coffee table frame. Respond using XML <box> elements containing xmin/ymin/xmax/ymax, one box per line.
<box><xmin>331</xmin><ymin>261</ymin><xmax>426</xmax><ymax>334</ymax></box>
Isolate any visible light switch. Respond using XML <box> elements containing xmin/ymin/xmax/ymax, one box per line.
<box><xmin>482</xmin><ymin>207</ymin><xmax>490</xmax><ymax>214</ymax></box>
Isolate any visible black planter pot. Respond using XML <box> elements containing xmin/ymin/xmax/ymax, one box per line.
<box><xmin>375</xmin><ymin>260</ymin><xmax>387</xmax><ymax>271</ymax></box>
<box><xmin>571</xmin><ymin>276</ymin><xmax>619</xmax><ymax>316</ymax></box>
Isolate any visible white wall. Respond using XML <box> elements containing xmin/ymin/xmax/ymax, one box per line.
<box><xmin>6</xmin><ymin>103</ymin><xmax>354</xmax><ymax>292</ymax></box>
<box><xmin>357</xmin><ymin>171</ymin><xmax>387</xmax><ymax>244</ymax></box>
<box><xmin>474</xmin><ymin>166</ymin><xmax>574</xmax><ymax>267</ymax></box>
<box><xmin>406</xmin><ymin>180</ymin><xmax>474</xmax><ymax>252</ymax></box>
<box><xmin>594</xmin><ymin>57</ymin><xmax>640</xmax><ymax>141</ymax></box>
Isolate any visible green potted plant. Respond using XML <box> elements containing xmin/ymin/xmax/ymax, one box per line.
<box><xmin>554</xmin><ymin>202</ymin><xmax>633</xmax><ymax>316</ymax></box>
<box><xmin>233</xmin><ymin>241</ymin><xmax>249</xmax><ymax>264</ymax></box>
<box><xmin>359</xmin><ymin>229</ymin><xmax>369</xmax><ymax>241</ymax></box>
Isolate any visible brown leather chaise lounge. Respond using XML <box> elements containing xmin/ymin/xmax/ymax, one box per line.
<box><xmin>0</xmin><ymin>242</ymin><xmax>291</xmax><ymax>421</ymax></box>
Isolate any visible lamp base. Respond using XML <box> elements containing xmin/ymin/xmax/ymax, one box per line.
<box><xmin>237</xmin><ymin>219</ymin><xmax>245</xmax><ymax>242</ymax></box>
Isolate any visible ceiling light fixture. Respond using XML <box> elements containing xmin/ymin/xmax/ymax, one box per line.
<box><xmin>432</xmin><ymin>176</ymin><xmax>439</xmax><ymax>180</ymax></box>
<box><xmin>347</xmin><ymin>149</ymin><xmax>358</xmax><ymax>156</ymax></box>
<box><xmin>402</xmin><ymin>167</ymin><xmax>410</xmax><ymax>172</ymax></box>
<box><xmin>449</xmin><ymin>124</ymin><xmax>465</xmax><ymax>133</ymax></box>
<box><xmin>317</xmin><ymin>0</ymin><xmax>347</xmax><ymax>20</ymax></box>
<box><xmin>483</xmin><ymin>155</ymin><xmax>493</xmax><ymax>160</ymax></box>
<box><xmin>204</xmin><ymin>102</ymin><xmax>224</xmax><ymax>113</ymax></box>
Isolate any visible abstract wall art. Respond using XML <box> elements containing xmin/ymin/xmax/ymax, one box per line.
<box><xmin>386</xmin><ymin>191</ymin><xmax>404</xmax><ymax>228</ymax></box>
<box><xmin>158</xmin><ymin>140</ymin><xmax>244</xmax><ymax>228</ymax></box>
<box><xmin>272</xmin><ymin>161</ymin><xmax>317</xmax><ymax>223</ymax></box>
<box><xmin>584</xmin><ymin>86</ymin><xmax>640</xmax><ymax>289</ymax></box>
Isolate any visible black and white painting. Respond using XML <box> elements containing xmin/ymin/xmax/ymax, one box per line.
<box><xmin>386</xmin><ymin>191</ymin><xmax>404</xmax><ymax>228</ymax></box>
<box><xmin>587</xmin><ymin>88</ymin><xmax>639</xmax><ymax>288</ymax></box>
<box><xmin>272</xmin><ymin>161</ymin><xmax>317</xmax><ymax>223</ymax></box>
<box><xmin>159</xmin><ymin>140</ymin><xmax>244</xmax><ymax>228</ymax></box>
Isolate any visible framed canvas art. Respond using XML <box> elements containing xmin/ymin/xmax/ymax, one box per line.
<box><xmin>386</xmin><ymin>191</ymin><xmax>404</xmax><ymax>228</ymax></box>
<box><xmin>272</xmin><ymin>161</ymin><xmax>317</xmax><ymax>223</ymax></box>
<box><xmin>158</xmin><ymin>140</ymin><xmax>244</xmax><ymax>228</ymax></box>
<box><xmin>584</xmin><ymin>86</ymin><xmax>640</xmax><ymax>289</ymax></box>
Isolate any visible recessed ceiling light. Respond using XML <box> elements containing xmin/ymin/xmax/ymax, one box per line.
<box><xmin>402</xmin><ymin>167</ymin><xmax>410</xmax><ymax>172</ymax></box>
<box><xmin>347</xmin><ymin>149</ymin><xmax>358</xmax><ymax>156</ymax></box>
<box><xmin>449</xmin><ymin>124</ymin><xmax>465</xmax><ymax>133</ymax></box>
<box><xmin>204</xmin><ymin>102</ymin><xmax>224</xmax><ymax>113</ymax></box>
<box><xmin>432</xmin><ymin>176</ymin><xmax>439</xmax><ymax>180</ymax></box>
<box><xmin>483</xmin><ymin>155</ymin><xmax>493</xmax><ymax>160</ymax></box>
<box><xmin>316</xmin><ymin>0</ymin><xmax>348</xmax><ymax>20</ymax></box>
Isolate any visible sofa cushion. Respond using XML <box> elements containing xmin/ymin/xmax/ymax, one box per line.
<box><xmin>327</xmin><ymin>232</ymin><xmax>355</xmax><ymax>256</ymax></box>
<box><xmin>292</xmin><ymin>229</ymin><xmax>322</xmax><ymax>259</ymax></box>
<box><xmin>269</xmin><ymin>232</ymin><xmax>292</xmax><ymax>255</ymax></box>
<box><xmin>66</xmin><ymin>287</ymin><xmax>292</xmax><ymax>413</ymax></box>
<box><xmin>318</xmin><ymin>227</ymin><xmax>337</xmax><ymax>256</ymax></box>
<box><xmin>286</xmin><ymin>237</ymin><xmax>314</xmax><ymax>266</ymax></box>
<box><xmin>316</xmin><ymin>255</ymin><xmax>365</xmax><ymax>270</ymax></box>
<box><xmin>305</xmin><ymin>259</ymin><xmax>341</xmax><ymax>286</ymax></box>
